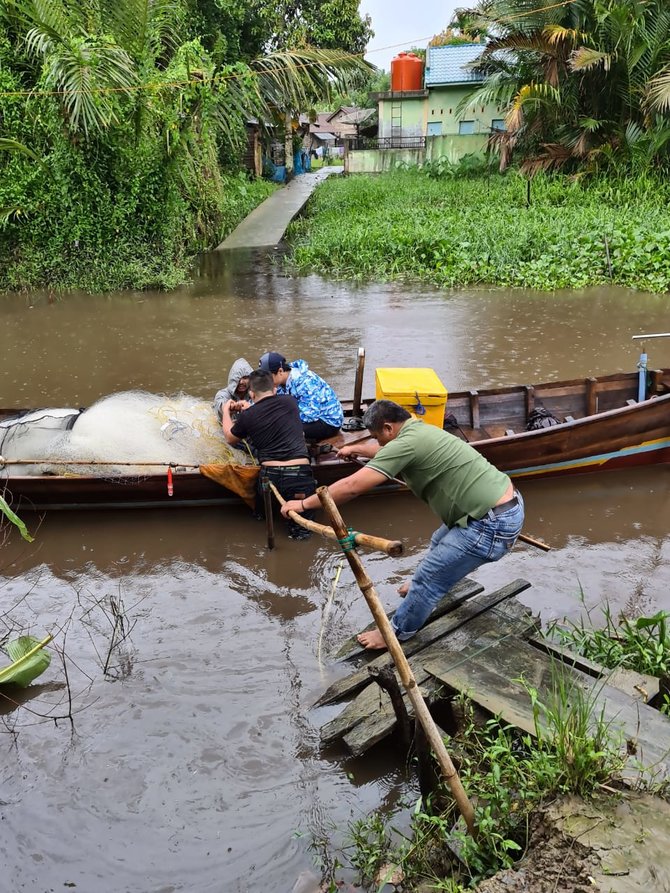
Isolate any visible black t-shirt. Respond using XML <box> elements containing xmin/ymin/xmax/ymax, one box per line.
<box><xmin>231</xmin><ymin>395</ymin><xmax>309</xmax><ymax>463</ymax></box>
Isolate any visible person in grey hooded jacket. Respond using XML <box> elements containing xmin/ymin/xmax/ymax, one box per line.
<box><xmin>213</xmin><ymin>358</ymin><xmax>254</xmax><ymax>421</ymax></box>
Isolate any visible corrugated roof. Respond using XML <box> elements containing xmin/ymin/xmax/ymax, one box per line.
<box><xmin>424</xmin><ymin>44</ymin><xmax>486</xmax><ymax>87</ymax></box>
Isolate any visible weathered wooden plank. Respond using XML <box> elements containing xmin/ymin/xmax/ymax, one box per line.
<box><xmin>343</xmin><ymin>605</ymin><xmax>539</xmax><ymax>756</ymax></box>
<box><xmin>425</xmin><ymin>637</ymin><xmax>670</xmax><ymax>778</ymax></box>
<box><xmin>333</xmin><ymin>577</ymin><xmax>485</xmax><ymax>661</ymax></box>
<box><xmin>322</xmin><ymin>596</ymin><xmax>537</xmax><ymax>754</ymax></box>
<box><xmin>343</xmin><ymin>677</ymin><xmax>440</xmax><ymax>756</ymax></box>
<box><xmin>528</xmin><ymin>636</ymin><xmax>660</xmax><ymax>703</ymax></box>
<box><xmin>319</xmin><ymin>579</ymin><xmax>531</xmax><ymax>705</ymax></box>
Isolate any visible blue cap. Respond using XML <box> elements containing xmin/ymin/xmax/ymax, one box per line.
<box><xmin>258</xmin><ymin>352</ymin><xmax>287</xmax><ymax>373</ymax></box>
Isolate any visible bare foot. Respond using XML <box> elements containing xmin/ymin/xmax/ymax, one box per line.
<box><xmin>357</xmin><ymin>628</ymin><xmax>387</xmax><ymax>650</ymax></box>
<box><xmin>397</xmin><ymin>581</ymin><xmax>410</xmax><ymax>597</ymax></box>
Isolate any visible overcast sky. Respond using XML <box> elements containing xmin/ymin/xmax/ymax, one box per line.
<box><xmin>360</xmin><ymin>0</ymin><xmax>460</xmax><ymax>71</ymax></box>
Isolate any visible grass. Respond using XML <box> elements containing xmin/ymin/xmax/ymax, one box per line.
<box><xmin>329</xmin><ymin>674</ymin><xmax>625</xmax><ymax>892</ymax></box>
<box><xmin>549</xmin><ymin>602</ymin><xmax>670</xmax><ymax>679</ymax></box>
<box><xmin>287</xmin><ymin>166</ymin><xmax>670</xmax><ymax>293</ymax></box>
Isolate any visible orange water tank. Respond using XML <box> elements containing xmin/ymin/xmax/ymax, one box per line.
<box><xmin>391</xmin><ymin>52</ymin><xmax>424</xmax><ymax>92</ymax></box>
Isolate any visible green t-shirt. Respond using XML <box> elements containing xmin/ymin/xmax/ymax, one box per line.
<box><xmin>368</xmin><ymin>419</ymin><xmax>510</xmax><ymax>528</ymax></box>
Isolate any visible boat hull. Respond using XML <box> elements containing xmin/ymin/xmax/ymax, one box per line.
<box><xmin>2</xmin><ymin>375</ymin><xmax>670</xmax><ymax>510</ymax></box>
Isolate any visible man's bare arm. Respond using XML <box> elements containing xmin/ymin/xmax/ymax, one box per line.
<box><xmin>280</xmin><ymin>466</ymin><xmax>386</xmax><ymax>517</ymax></box>
<box><xmin>221</xmin><ymin>400</ymin><xmax>241</xmax><ymax>445</ymax></box>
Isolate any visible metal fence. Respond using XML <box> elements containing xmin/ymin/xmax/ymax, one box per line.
<box><xmin>348</xmin><ymin>136</ymin><xmax>426</xmax><ymax>151</ymax></box>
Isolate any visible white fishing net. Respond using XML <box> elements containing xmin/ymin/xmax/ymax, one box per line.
<box><xmin>1</xmin><ymin>391</ymin><xmax>251</xmax><ymax>477</ymax></box>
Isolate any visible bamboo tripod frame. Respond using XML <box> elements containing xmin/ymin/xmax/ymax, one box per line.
<box><xmin>316</xmin><ymin>485</ymin><xmax>477</xmax><ymax>837</ymax></box>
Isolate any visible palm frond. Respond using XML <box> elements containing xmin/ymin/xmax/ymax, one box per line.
<box><xmin>570</xmin><ymin>46</ymin><xmax>611</xmax><ymax>71</ymax></box>
<box><xmin>0</xmin><ymin>137</ymin><xmax>40</xmax><ymax>161</ymax></box>
<box><xmin>42</xmin><ymin>38</ymin><xmax>137</xmax><ymax>135</ymax></box>
<box><xmin>102</xmin><ymin>0</ymin><xmax>179</xmax><ymax>64</ymax></box>
<box><xmin>647</xmin><ymin>63</ymin><xmax>670</xmax><ymax>112</ymax></box>
<box><xmin>543</xmin><ymin>24</ymin><xmax>588</xmax><ymax>46</ymax></box>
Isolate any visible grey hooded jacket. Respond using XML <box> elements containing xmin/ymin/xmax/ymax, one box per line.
<box><xmin>213</xmin><ymin>358</ymin><xmax>254</xmax><ymax>420</ymax></box>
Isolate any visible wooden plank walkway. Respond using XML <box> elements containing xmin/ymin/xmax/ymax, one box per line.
<box><xmin>316</xmin><ymin>576</ymin><xmax>670</xmax><ymax>780</ymax></box>
<box><xmin>216</xmin><ymin>167</ymin><xmax>341</xmax><ymax>250</ymax></box>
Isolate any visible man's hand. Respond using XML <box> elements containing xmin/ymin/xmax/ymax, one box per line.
<box><xmin>230</xmin><ymin>399</ymin><xmax>250</xmax><ymax>412</ymax></box>
<box><xmin>336</xmin><ymin>444</ymin><xmax>358</xmax><ymax>460</ymax></box>
<box><xmin>337</xmin><ymin>439</ymin><xmax>380</xmax><ymax>460</ymax></box>
<box><xmin>281</xmin><ymin>499</ymin><xmax>304</xmax><ymax>518</ymax></box>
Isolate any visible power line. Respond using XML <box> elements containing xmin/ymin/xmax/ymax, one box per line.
<box><xmin>0</xmin><ymin>0</ymin><xmax>581</xmax><ymax>102</ymax></box>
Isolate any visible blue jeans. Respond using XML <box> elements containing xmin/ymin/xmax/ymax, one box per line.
<box><xmin>392</xmin><ymin>492</ymin><xmax>525</xmax><ymax>640</ymax></box>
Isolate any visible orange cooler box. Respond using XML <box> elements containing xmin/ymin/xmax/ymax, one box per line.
<box><xmin>375</xmin><ymin>368</ymin><xmax>448</xmax><ymax>428</ymax></box>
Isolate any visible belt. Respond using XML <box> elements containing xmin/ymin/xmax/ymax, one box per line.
<box><xmin>261</xmin><ymin>464</ymin><xmax>311</xmax><ymax>475</ymax></box>
<box><xmin>485</xmin><ymin>495</ymin><xmax>519</xmax><ymax>520</ymax></box>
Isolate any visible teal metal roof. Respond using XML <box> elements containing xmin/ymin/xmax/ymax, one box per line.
<box><xmin>424</xmin><ymin>44</ymin><xmax>486</xmax><ymax>87</ymax></box>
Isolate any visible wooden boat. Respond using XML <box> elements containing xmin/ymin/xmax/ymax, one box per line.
<box><xmin>2</xmin><ymin>368</ymin><xmax>670</xmax><ymax>511</ymax></box>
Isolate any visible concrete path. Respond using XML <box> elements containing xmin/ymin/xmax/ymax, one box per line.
<box><xmin>216</xmin><ymin>166</ymin><xmax>341</xmax><ymax>250</ymax></box>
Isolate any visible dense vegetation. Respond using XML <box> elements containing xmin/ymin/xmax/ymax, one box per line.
<box><xmin>0</xmin><ymin>0</ymin><xmax>371</xmax><ymax>291</ymax></box>
<box><xmin>289</xmin><ymin>165</ymin><xmax>670</xmax><ymax>292</ymax></box>
<box><xmin>333</xmin><ymin>685</ymin><xmax>624</xmax><ymax>891</ymax></box>
<box><xmin>454</xmin><ymin>0</ymin><xmax>670</xmax><ymax>172</ymax></box>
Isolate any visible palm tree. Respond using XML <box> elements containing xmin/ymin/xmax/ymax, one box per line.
<box><xmin>2</xmin><ymin>0</ymin><xmax>371</xmax><ymax>142</ymax></box>
<box><xmin>456</xmin><ymin>0</ymin><xmax>670</xmax><ymax>171</ymax></box>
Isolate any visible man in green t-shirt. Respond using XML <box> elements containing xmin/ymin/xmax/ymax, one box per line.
<box><xmin>281</xmin><ymin>400</ymin><xmax>524</xmax><ymax>649</ymax></box>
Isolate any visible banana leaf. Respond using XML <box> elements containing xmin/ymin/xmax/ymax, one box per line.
<box><xmin>0</xmin><ymin>495</ymin><xmax>34</xmax><ymax>542</ymax></box>
<box><xmin>0</xmin><ymin>635</ymin><xmax>52</xmax><ymax>687</ymax></box>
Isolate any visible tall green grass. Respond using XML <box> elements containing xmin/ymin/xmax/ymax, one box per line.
<box><xmin>288</xmin><ymin>169</ymin><xmax>670</xmax><ymax>293</ymax></box>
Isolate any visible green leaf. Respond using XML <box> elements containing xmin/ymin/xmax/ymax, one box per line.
<box><xmin>0</xmin><ymin>635</ymin><xmax>52</xmax><ymax>688</ymax></box>
<box><xmin>0</xmin><ymin>495</ymin><xmax>34</xmax><ymax>542</ymax></box>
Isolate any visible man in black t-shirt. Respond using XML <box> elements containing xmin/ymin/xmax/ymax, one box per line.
<box><xmin>221</xmin><ymin>370</ymin><xmax>316</xmax><ymax>540</ymax></box>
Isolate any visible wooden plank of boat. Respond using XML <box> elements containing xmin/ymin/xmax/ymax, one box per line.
<box><xmin>319</xmin><ymin>585</ymin><xmax>535</xmax><ymax>752</ymax></box>
<box><xmin>3</xmin><ymin>367</ymin><xmax>670</xmax><ymax>509</ymax></box>
<box><xmin>424</xmin><ymin>635</ymin><xmax>670</xmax><ymax>781</ymax></box>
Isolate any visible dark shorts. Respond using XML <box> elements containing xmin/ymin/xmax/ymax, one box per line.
<box><xmin>258</xmin><ymin>465</ymin><xmax>316</xmax><ymax>539</ymax></box>
<box><xmin>302</xmin><ymin>420</ymin><xmax>340</xmax><ymax>442</ymax></box>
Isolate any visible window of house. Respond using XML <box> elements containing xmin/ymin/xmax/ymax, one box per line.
<box><xmin>458</xmin><ymin>120</ymin><xmax>475</xmax><ymax>135</ymax></box>
<box><xmin>491</xmin><ymin>119</ymin><xmax>507</xmax><ymax>131</ymax></box>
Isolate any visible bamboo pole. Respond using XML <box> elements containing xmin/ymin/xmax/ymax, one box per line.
<box><xmin>349</xmin><ymin>458</ymin><xmax>551</xmax><ymax>552</ymax></box>
<box><xmin>268</xmin><ymin>482</ymin><xmax>403</xmax><ymax>557</ymax></box>
<box><xmin>316</xmin><ymin>485</ymin><xmax>477</xmax><ymax>837</ymax></box>
<box><xmin>352</xmin><ymin>347</ymin><xmax>365</xmax><ymax>419</ymax></box>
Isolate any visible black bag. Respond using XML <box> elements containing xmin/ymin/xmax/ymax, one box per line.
<box><xmin>526</xmin><ymin>407</ymin><xmax>560</xmax><ymax>431</ymax></box>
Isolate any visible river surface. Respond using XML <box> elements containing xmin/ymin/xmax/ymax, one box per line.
<box><xmin>1</xmin><ymin>251</ymin><xmax>670</xmax><ymax>892</ymax></box>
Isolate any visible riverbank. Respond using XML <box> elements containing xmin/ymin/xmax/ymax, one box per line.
<box><xmin>288</xmin><ymin>170</ymin><xmax>670</xmax><ymax>293</ymax></box>
<box><xmin>0</xmin><ymin>173</ymin><xmax>276</xmax><ymax>293</ymax></box>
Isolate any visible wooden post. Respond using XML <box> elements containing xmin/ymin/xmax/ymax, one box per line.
<box><xmin>524</xmin><ymin>385</ymin><xmax>535</xmax><ymax>421</ymax></box>
<box><xmin>352</xmin><ymin>347</ymin><xmax>365</xmax><ymax>419</ymax></box>
<box><xmin>585</xmin><ymin>377</ymin><xmax>598</xmax><ymax>416</ymax></box>
<box><xmin>262</xmin><ymin>481</ymin><xmax>274</xmax><ymax>550</ymax></box>
<box><xmin>468</xmin><ymin>390</ymin><xmax>480</xmax><ymax>429</ymax></box>
<box><xmin>316</xmin><ymin>485</ymin><xmax>477</xmax><ymax>837</ymax></box>
<box><xmin>369</xmin><ymin>665</ymin><xmax>412</xmax><ymax>748</ymax></box>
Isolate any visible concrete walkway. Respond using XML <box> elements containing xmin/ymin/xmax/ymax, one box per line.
<box><xmin>216</xmin><ymin>166</ymin><xmax>341</xmax><ymax>250</ymax></box>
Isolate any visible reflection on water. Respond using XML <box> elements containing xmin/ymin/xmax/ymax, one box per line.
<box><xmin>1</xmin><ymin>255</ymin><xmax>670</xmax><ymax>892</ymax></box>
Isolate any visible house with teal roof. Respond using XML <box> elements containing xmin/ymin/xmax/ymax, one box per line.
<box><xmin>348</xmin><ymin>44</ymin><xmax>506</xmax><ymax>173</ymax></box>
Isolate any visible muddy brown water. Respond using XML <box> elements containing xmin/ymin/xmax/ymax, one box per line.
<box><xmin>1</xmin><ymin>250</ymin><xmax>670</xmax><ymax>892</ymax></box>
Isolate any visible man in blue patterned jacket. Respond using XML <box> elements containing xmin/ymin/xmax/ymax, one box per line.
<box><xmin>258</xmin><ymin>351</ymin><xmax>343</xmax><ymax>441</ymax></box>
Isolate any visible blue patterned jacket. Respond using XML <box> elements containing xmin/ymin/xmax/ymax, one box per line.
<box><xmin>277</xmin><ymin>360</ymin><xmax>343</xmax><ymax>428</ymax></box>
